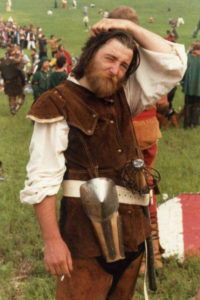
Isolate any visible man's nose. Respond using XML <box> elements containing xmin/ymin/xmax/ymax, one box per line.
<box><xmin>110</xmin><ymin>63</ymin><xmax>120</xmax><ymax>76</ymax></box>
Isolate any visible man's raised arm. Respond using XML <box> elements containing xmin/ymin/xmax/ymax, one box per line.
<box><xmin>91</xmin><ymin>18</ymin><xmax>173</xmax><ymax>53</ymax></box>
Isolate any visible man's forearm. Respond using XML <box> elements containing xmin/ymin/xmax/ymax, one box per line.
<box><xmin>34</xmin><ymin>195</ymin><xmax>61</xmax><ymax>242</ymax></box>
<box><xmin>91</xmin><ymin>18</ymin><xmax>172</xmax><ymax>53</ymax></box>
<box><xmin>123</xmin><ymin>20</ymin><xmax>172</xmax><ymax>53</ymax></box>
<box><xmin>34</xmin><ymin>195</ymin><xmax>73</xmax><ymax>277</ymax></box>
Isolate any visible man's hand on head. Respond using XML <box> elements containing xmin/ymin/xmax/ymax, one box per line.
<box><xmin>90</xmin><ymin>18</ymin><xmax>131</xmax><ymax>36</ymax></box>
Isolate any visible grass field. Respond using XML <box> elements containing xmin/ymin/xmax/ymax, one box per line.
<box><xmin>0</xmin><ymin>0</ymin><xmax>200</xmax><ymax>299</ymax></box>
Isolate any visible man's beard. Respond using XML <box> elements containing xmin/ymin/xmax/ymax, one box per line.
<box><xmin>85</xmin><ymin>61</ymin><xmax>124</xmax><ymax>98</ymax></box>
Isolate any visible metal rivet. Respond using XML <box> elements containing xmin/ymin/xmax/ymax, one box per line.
<box><xmin>117</xmin><ymin>149</ymin><xmax>122</xmax><ymax>153</ymax></box>
<box><xmin>92</xmin><ymin>114</ymin><xmax>96</xmax><ymax>118</ymax></box>
<box><xmin>110</xmin><ymin>120</ymin><xmax>114</xmax><ymax>124</ymax></box>
<box><xmin>87</xmin><ymin>129</ymin><xmax>92</xmax><ymax>134</ymax></box>
<box><xmin>133</xmin><ymin>159</ymin><xmax>144</xmax><ymax>169</ymax></box>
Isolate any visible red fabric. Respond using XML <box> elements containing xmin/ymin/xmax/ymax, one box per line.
<box><xmin>142</xmin><ymin>143</ymin><xmax>158</xmax><ymax>167</ymax></box>
<box><xmin>142</xmin><ymin>143</ymin><xmax>158</xmax><ymax>221</ymax></box>
<box><xmin>56</xmin><ymin>50</ymin><xmax>72</xmax><ymax>74</ymax></box>
<box><xmin>133</xmin><ymin>109</ymin><xmax>156</xmax><ymax>121</ymax></box>
<box><xmin>179</xmin><ymin>193</ymin><xmax>200</xmax><ymax>257</ymax></box>
<box><xmin>149</xmin><ymin>192</ymin><xmax>157</xmax><ymax>223</ymax></box>
<box><xmin>165</xmin><ymin>36</ymin><xmax>174</xmax><ymax>42</ymax></box>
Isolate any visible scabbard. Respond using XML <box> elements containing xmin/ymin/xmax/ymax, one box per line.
<box><xmin>143</xmin><ymin>206</ymin><xmax>157</xmax><ymax>291</ymax></box>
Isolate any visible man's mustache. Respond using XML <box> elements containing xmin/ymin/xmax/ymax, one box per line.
<box><xmin>97</xmin><ymin>71</ymin><xmax>121</xmax><ymax>85</ymax></box>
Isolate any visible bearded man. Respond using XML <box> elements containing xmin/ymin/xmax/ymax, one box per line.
<box><xmin>20</xmin><ymin>15</ymin><xmax>186</xmax><ymax>300</ymax></box>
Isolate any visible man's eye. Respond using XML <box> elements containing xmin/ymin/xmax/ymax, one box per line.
<box><xmin>121</xmin><ymin>64</ymin><xmax>128</xmax><ymax>70</ymax></box>
<box><xmin>106</xmin><ymin>56</ymin><xmax>114</xmax><ymax>61</ymax></box>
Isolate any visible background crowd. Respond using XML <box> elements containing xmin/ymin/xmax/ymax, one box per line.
<box><xmin>0</xmin><ymin>12</ymin><xmax>199</xmax><ymax>131</ymax></box>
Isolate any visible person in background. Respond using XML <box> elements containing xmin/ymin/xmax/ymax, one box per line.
<box><xmin>72</xmin><ymin>0</ymin><xmax>77</xmax><ymax>9</ymax></box>
<box><xmin>27</xmin><ymin>30</ymin><xmax>36</xmax><ymax>50</ymax></box>
<box><xmin>148</xmin><ymin>17</ymin><xmax>154</xmax><ymax>23</ymax></box>
<box><xmin>192</xmin><ymin>20</ymin><xmax>200</xmax><ymax>38</ymax></box>
<box><xmin>165</xmin><ymin>30</ymin><xmax>176</xmax><ymax>42</ymax></box>
<box><xmin>27</xmin><ymin>47</ymin><xmax>40</xmax><ymax>82</ymax></box>
<box><xmin>38</xmin><ymin>35</ymin><xmax>48</xmax><ymax>59</ymax></box>
<box><xmin>62</xmin><ymin>0</ymin><xmax>67</xmax><ymax>9</ymax></box>
<box><xmin>31</xmin><ymin>56</ymin><xmax>50</xmax><ymax>101</ymax></box>
<box><xmin>49</xmin><ymin>55</ymin><xmax>68</xmax><ymax>89</ymax></box>
<box><xmin>0</xmin><ymin>47</ymin><xmax>25</xmax><ymax>114</ymax></box>
<box><xmin>56</xmin><ymin>44</ymin><xmax>71</xmax><ymax>74</ymax></box>
<box><xmin>83</xmin><ymin>15</ymin><xmax>89</xmax><ymax>31</ymax></box>
<box><xmin>177</xmin><ymin>16</ymin><xmax>184</xmax><ymax>27</ymax></box>
<box><xmin>47</xmin><ymin>35</ymin><xmax>62</xmax><ymax>58</ymax></box>
<box><xmin>182</xmin><ymin>40</ymin><xmax>200</xmax><ymax>129</ymax></box>
<box><xmin>83</xmin><ymin>5</ymin><xmax>88</xmax><ymax>15</ymax></box>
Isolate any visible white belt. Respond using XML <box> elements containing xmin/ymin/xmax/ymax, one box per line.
<box><xmin>62</xmin><ymin>180</ymin><xmax>150</xmax><ymax>206</ymax></box>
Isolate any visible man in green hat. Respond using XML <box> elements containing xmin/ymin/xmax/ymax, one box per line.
<box><xmin>31</xmin><ymin>56</ymin><xmax>51</xmax><ymax>100</ymax></box>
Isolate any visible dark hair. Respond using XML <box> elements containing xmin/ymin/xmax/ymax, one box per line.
<box><xmin>72</xmin><ymin>29</ymin><xmax>140</xmax><ymax>80</ymax></box>
<box><xmin>190</xmin><ymin>40</ymin><xmax>200</xmax><ymax>52</ymax></box>
<box><xmin>58</xmin><ymin>44</ymin><xmax>63</xmax><ymax>51</ymax></box>
<box><xmin>56</xmin><ymin>55</ymin><xmax>66</xmax><ymax>68</ymax></box>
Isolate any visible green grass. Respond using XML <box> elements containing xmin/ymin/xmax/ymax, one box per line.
<box><xmin>0</xmin><ymin>0</ymin><xmax>200</xmax><ymax>299</ymax></box>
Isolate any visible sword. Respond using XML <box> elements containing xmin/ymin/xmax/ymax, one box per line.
<box><xmin>143</xmin><ymin>205</ymin><xmax>157</xmax><ymax>291</ymax></box>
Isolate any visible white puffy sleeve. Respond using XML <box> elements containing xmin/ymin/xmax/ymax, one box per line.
<box><xmin>124</xmin><ymin>41</ymin><xmax>187</xmax><ymax>116</ymax></box>
<box><xmin>20</xmin><ymin>120</ymin><xmax>69</xmax><ymax>205</ymax></box>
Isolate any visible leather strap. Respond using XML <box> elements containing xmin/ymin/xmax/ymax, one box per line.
<box><xmin>62</xmin><ymin>179</ymin><xmax>150</xmax><ymax>206</ymax></box>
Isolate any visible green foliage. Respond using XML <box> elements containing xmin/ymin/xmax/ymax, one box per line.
<box><xmin>0</xmin><ymin>0</ymin><xmax>200</xmax><ymax>299</ymax></box>
<box><xmin>136</xmin><ymin>256</ymin><xmax>200</xmax><ymax>299</ymax></box>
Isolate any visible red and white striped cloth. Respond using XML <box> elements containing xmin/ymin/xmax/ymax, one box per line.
<box><xmin>158</xmin><ymin>193</ymin><xmax>200</xmax><ymax>261</ymax></box>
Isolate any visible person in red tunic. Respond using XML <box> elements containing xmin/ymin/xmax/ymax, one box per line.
<box><xmin>62</xmin><ymin>0</ymin><xmax>67</xmax><ymax>9</ymax></box>
<box><xmin>56</xmin><ymin>44</ymin><xmax>71</xmax><ymax>74</ymax></box>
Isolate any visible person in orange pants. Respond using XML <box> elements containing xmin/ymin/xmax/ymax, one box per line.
<box><xmin>133</xmin><ymin>105</ymin><xmax>164</xmax><ymax>271</ymax></box>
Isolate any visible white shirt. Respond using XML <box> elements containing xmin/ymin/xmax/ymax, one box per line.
<box><xmin>20</xmin><ymin>42</ymin><xmax>187</xmax><ymax>205</ymax></box>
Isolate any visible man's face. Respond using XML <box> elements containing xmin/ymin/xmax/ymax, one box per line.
<box><xmin>42</xmin><ymin>60</ymin><xmax>49</xmax><ymax>71</ymax></box>
<box><xmin>85</xmin><ymin>39</ymin><xmax>133</xmax><ymax>98</ymax></box>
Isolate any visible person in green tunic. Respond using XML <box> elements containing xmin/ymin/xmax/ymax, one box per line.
<box><xmin>31</xmin><ymin>56</ymin><xmax>51</xmax><ymax>100</ymax></box>
<box><xmin>192</xmin><ymin>20</ymin><xmax>200</xmax><ymax>38</ymax></box>
<box><xmin>182</xmin><ymin>40</ymin><xmax>200</xmax><ymax>128</ymax></box>
<box><xmin>49</xmin><ymin>55</ymin><xmax>68</xmax><ymax>89</ymax></box>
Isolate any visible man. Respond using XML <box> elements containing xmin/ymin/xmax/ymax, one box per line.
<box><xmin>108</xmin><ymin>6</ymin><xmax>164</xmax><ymax>271</ymax></box>
<box><xmin>182</xmin><ymin>40</ymin><xmax>200</xmax><ymax>128</ymax></box>
<box><xmin>26</xmin><ymin>30</ymin><xmax>36</xmax><ymax>50</ymax></box>
<box><xmin>27</xmin><ymin>47</ymin><xmax>40</xmax><ymax>82</ymax></box>
<box><xmin>47</xmin><ymin>35</ymin><xmax>62</xmax><ymax>58</ymax></box>
<box><xmin>192</xmin><ymin>20</ymin><xmax>200</xmax><ymax>38</ymax></box>
<box><xmin>38</xmin><ymin>35</ymin><xmax>48</xmax><ymax>59</ymax></box>
<box><xmin>31</xmin><ymin>56</ymin><xmax>50</xmax><ymax>100</ymax></box>
<box><xmin>0</xmin><ymin>47</ymin><xmax>25</xmax><ymax>114</ymax></box>
<box><xmin>83</xmin><ymin>15</ymin><xmax>89</xmax><ymax>31</ymax></box>
<box><xmin>56</xmin><ymin>44</ymin><xmax>71</xmax><ymax>74</ymax></box>
<box><xmin>20</xmin><ymin>13</ymin><xmax>186</xmax><ymax>300</ymax></box>
<box><xmin>49</xmin><ymin>55</ymin><xmax>68</xmax><ymax>89</ymax></box>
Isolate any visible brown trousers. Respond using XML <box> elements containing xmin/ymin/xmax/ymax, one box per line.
<box><xmin>56</xmin><ymin>253</ymin><xmax>143</xmax><ymax>300</ymax></box>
